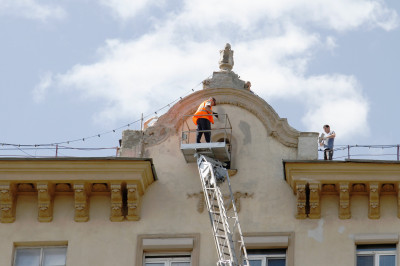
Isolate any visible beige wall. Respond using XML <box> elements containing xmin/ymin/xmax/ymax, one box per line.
<box><xmin>2</xmin><ymin>102</ymin><xmax>400</xmax><ymax>266</ymax></box>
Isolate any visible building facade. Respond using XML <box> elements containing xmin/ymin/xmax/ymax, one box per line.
<box><xmin>1</xmin><ymin>45</ymin><xmax>400</xmax><ymax>266</ymax></box>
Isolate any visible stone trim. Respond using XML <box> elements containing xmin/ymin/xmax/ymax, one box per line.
<box><xmin>0</xmin><ymin>159</ymin><xmax>155</xmax><ymax>223</ymax></box>
<box><xmin>143</xmin><ymin>238</ymin><xmax>194</xmax><ymax>250</ymax></box>
<box><xmin>0</xmin><ymin>182</ymin><xmax>16</xmax><ymax>223</ymax></box>
<box><xmin>295</xmin><ymin>182</ymin><xmax>307</xmax><ymax>219</ymax></box>
<box><xmin>110</xmin><ymin>183</ymin><xmax>124</xmax><ymax>222</ymax></box>
<box><xmin>73</xmin><ymin>183</ymin><xmax>90</xmax><ymax>222</ymax></box>
<box><xmin>37</xmin><ymin>182</ymin><xmax>54</xmax><ymax>222</ymax></box>
<box><xmin>284</xmin><ymin>161</ymin><xmax>400</xmax><ymax>219</ymax></box>
<box><xmin>354</xmin><ymin>234</ymin><xmax>399</xmax><ymax>244</ymax></box>
<box><xmin>121</xmin><ymin>88</ymin><xmax>303</xmax><ymax>150</ymax></box>
<box><xmin>244</xmin><ymin>236</ymin><xmax>289</xmax><ymax>248</ymax></box>
<box><xmin>127</xmin><ymin>183</ymin><xmax>141</xmax><ymax>221</ymax></box>
<box><xmin>339</xmin><ymin>182</ymin><xmax>351</xmax><ymax>219</ymax></box>
<box><xmin>136</xmin><ymin>234</ymin><xmax>200</xmax><ymax>266</ymax></box>
<box><xmin>308</xmin><ymin>182</ymin><xmax>321</xmax><ymax>219</ymax></box>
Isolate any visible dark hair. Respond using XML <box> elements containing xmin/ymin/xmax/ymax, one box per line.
<box><xmin>210</xmin><ymin>97</ymin><xmax>216</xmax><ymax>102</ymax></box>
<box><xmin>323</xmin><ymin>125</ymin><xmax>330</xmax><ymax>128</ymax></box>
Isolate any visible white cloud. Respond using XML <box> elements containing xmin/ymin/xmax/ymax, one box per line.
<box><xmin>38</xmin><ymin>0</ymin><xmax>398</xmax><ymax>141</ymax></box>
<box><xmin>105</xmin><ymin>0</ymin><xmax>399</xmax><ymax>32</ymax></box>
<box><xmin>33</xmin><ymin>71</ymin><xmax>53</xmax><ymax>103</ymax></box>
<box><xmin>0</xmin><ymin>0</ymin><xmax>66</xmax><ymax>21</ymax></box>
<box><xmin>325</xmin><ymin>36</ymin><xmax>337</xmax><ymax>51</ymax></box>
<box><xmin>99</xmin><ymin>0</ymin><xmax>164</xmax><ymax>20</ymax></box>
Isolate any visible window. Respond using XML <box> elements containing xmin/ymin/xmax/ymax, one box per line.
<box><xmin>136</xmin><ymin>234</ymin><xmax>200</xmax><ymax>266</ymax></box>
<box><xmin>248</xmin><ymin>249</ymin><xmax>286</xmax><ymax>266</ymax></box>
<box><xmin>356</xmin><ymin>244</ymin><xmax>396</xmax><ymax>266</ymax></box>
<box><xmin>144</xmin><ymin>254</ymin><xmax>191</xmax><ymax>266</ymax></box>
<box><xmin>243</xmin><ymin>233</ymin><xmax>293</xmax><ymax>266</ymax></box>
<box><xmin>14</xmin><ymin>246</ymin><xmax>67</xmax><ymax>266</ymax></box>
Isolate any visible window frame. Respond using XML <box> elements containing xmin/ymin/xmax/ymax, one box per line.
<box><xmin>356</xmin><ymin>245</ymin><xmax>397</xmax><ymax>266</ymax></box>
<box><xmin>144</xmin><ymin>253</ymin><xmax>191</xmax><ymax>266</ymax></box>
<box><xmin>248</xmin><ymin>251</ymin><xmax>286</xmax><ymax>266</ymax></box>
<box><xmin>243</xmin><ymin>232</ymin><xmax>294</xmax><ymax>266</ymax></box>
<box><xmin>13</xmin><ymin>245</ymin><xmax>68</xmax><ymax>266</ymax></box>
<box><xmin>136</xmin><ymin>234</ymin><xmax>200</xmax><ymax>266</ymax></box>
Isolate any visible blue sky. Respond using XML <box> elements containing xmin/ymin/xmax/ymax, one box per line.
<box><xmin>0</xmin><ymin>0</ymin><xmax>399</xmax><ymax>158</ymax></box>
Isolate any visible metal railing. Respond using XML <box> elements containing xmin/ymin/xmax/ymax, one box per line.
<box><xmin>181</xmin><ymin>114</ymin><xmax>232</xmax><ymax>145</ymax></box>
<box><xmin>319</xmin><ymin>144</ymin><xmax>400</xmax><ymax>161</ymax></box>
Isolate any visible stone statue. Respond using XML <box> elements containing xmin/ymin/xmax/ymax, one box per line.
<box><xmin>219</xmin><ymin>43</ymin><xmax>234</xmax><ymax>71</ymax></box>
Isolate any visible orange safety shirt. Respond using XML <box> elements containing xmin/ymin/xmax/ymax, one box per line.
<box><xmin>192</xmin><ymin>100</ymin><xmax>214</xmax><ymax>125</ymax></box>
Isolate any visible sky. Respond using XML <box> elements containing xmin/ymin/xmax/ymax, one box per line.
<box><xmin>0</xmin><ymin>0</ymin><xmax>400</xmax><ymax>159</ymax></box>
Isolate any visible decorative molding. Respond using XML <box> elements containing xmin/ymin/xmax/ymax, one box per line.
<box><xmin>120</xmin><ymin>88</ymin><xmax>303</xmax><ymax>153</ymax></box>
<box><xmin>355</xmin><ymin>233</ymin><xmax>399</xmax><ymax>244</ymax></box>
<box><xmin>37</xmin><ymin>182</ymin><xmax>54</xmax><ymax>222</ymax></box>
<box><xmin>308</xmin><ymin>182</ymin><xmax>320</xmax><ymax>219</ymax></box>
<box><xmin>295</xmin><ymin>182</ymin><xmax>307</xmax><ymax>219</ymax></box>
<box><xmin>0</xmin><ymin>158</ymin><xmax>156</xmax><ymax>223</ymax></box>
<box><xmin>126</xmin><ymin>183</ymin><xmax>141</xmax><ymax>221</ymax></box>
<box><xmin>369</xmin><ymin>183</ymin><xmax>380</xmax><ymax>219</ymax></box>
<box><xmin>73</xmin><ymin>183</ymin><xmax>90</xmax><ymax>222</ymax></box>
<box><xmin>398</xmin><ymin>184</ymin><xmax>400</xmax><ymax>219</ymax></box>
<box><xmin>110</xmin><ymin>183</ymin><xmax>124</xmax><ymax>222</ymax></box>
<box><xmin>187</xmin><ymin>191</ymin><xmax>253</xmax><ymax>213</ymax></box>
<box><xmin>285</xmin><ymin>161</ymin><xmax>400</xmax><ymax>220</ymax></box>
<box><xmin>339</xmin><ymin>182</ymin><xmax>351</xmax><ymax>219</ymax></box>
<box><xmin>0</xmin><ymin>182</ymin><xmax>16</xmax><ymax>223</ymax></box>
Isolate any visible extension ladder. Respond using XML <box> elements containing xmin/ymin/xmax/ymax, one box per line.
<box><xmin>196</xmin><ymin>154</ymin><xmax>250</xmax><ymax>266</ymax></box>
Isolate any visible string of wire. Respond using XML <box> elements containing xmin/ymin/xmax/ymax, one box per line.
<box><xmin>0</xmin><ymin>78</ymin><xmax>208</xmax><ymax>148</ymax></box>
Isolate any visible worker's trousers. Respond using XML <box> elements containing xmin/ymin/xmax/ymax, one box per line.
<box><xmin>324</xmin><ymin>148</ymin><xmax>333</xmax><ymax>160</ymax></box>
<box><xmin>196</xmin><ymin>118</ymin><xmax>211</xmax><ymax>143</ymax></box>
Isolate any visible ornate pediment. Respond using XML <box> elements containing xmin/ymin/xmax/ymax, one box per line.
<box><xmin>120</xmin><ymin>88</ymin><xmax>302</xmax><ymax>154</ymax></box>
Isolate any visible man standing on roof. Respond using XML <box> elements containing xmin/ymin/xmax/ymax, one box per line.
<box><xmin>319</xmin><ymin>124</ymin><xmax>336</xmax><ymax>160</ymax></box>
<box><xmin>193</xmin><ymin>97</ymin><xmax>218</xmax><ymax>143</ymax></box>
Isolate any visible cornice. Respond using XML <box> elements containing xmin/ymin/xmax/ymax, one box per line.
<box><xmin>0</xmin><ymin>158</ymin><xmax>156</xmax><ymax>223</ymax></box>
<box><xmin>284</xmin><ymin>160</ymin><xmax>400</xmax><ymax>220</ymax></box>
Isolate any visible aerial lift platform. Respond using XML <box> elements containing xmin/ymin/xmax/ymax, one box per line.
<box><xmin>181</xmin><ymin>114</ymin><xmax>250</xmax><ymax>266</ymax></box>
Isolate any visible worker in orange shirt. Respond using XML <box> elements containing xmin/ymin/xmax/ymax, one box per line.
<box><xmin>193</xmin><ymin>97</ymin><xmax>218</xmax><ymax>143</ymax></box>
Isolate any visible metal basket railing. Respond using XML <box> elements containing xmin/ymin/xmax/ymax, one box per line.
<box><xmin>181</xmin><ymin>114</ymin><xmax>233</xmax><ymax>145</ymax></box>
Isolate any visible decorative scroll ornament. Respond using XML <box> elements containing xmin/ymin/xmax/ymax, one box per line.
<box><xmin>295</xmin><ymin>182</ymin><xmax>307</xmax><ymax>219</ymax></box>
<box><xmin>110</xmin><ymin>183</ymin><xmax>124</xmax><ymax>222</ymax></box>
<box><xmin>369</xmin><ymin>183</ymin><xmax>380</xmax><ymax>219</ymax></box>
<box><xmin>308</xmin><ymin>183</ymin><xmax>321</xmax><ymax>219</ymax></box>
<box><xmin>127</xmin><ymin>183</ymin><xmax>141</xmax><ymax>221</ymax></box>
<box><xmin>0</xmin><ymin>183</ymin><xmax>16</xmax><ymax>223</ymax></box>
<box><xmin>74</xmin><ymin>183</ymin><xmax>90</xmax><ymax>222</ymax></box>
<box><xmin>37</xmin><ymin>182</ymin><xmax>54</xmax><ymax>222</ymax></box>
